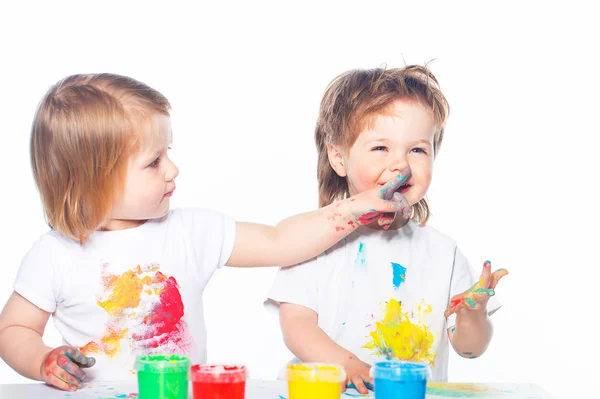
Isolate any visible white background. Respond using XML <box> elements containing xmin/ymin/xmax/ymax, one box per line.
<box><xmin>0</xmin><ymin>1</ymin><xmax>598</xmax><ymax>398</ymax></box>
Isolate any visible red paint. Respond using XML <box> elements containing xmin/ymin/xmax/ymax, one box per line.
<box><xmin>328</xmin><ymin>212</ymin><xmax>342</xmax><ymax>221</ymax></box>
<box><xmin>347</xmin><ymin>221</ymin><xmax>356</xmax><ymax>228</ymax></box>
<box><xmin>132</xmin><ymin>274</ymin><xmax>186</xmax><ymax>349</ymax></box>
<box><xmin>335</xmin><ymin>226</ymin><xmax>345</xmax><ymax>232</ymax></box>
<box><xmin>358</xmin><ymin>212</ymin><xmax>379</xmax><ymax>225</ymax></box>
<box><xmin>191</xmin><ymin>365</ymin><xmax>246</xmax><ymax>399</ymax></box>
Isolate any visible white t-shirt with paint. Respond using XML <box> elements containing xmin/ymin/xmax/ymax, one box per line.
<box><xmin>265</xmin><ymin>220</ymin><xmax>501</xmax><ymax>382</ymax></box>
<box><xmin>14</xmin><ymin>208</ymin><xmax>236</xmax><ymax>382</ymax></box>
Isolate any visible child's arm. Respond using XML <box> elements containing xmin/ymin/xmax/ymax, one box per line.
<box><xmin>446</xmin><ymin>261</ymin><xmax>508</xmax><ymax>358</ymax></box>
<box><xmin>227</xmin><ymin>172</ymin><xmax>410</xmax><ymax>267</ymax></box>
<box><xmin>280</xmin><ymin>302</ymin><xmax>373</xmax><ymax>395</ymax></box>
<box><xmin>0</xmin><ymin>292</ymin><xmax>95</xmax><ymax>391</ymax></box>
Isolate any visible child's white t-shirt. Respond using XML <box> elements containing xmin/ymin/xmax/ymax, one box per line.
<box><xmin>265</xmin><ymin>220</ymin><xmax>501</xmax><ymax>382</ymax></box>
<box><xmin>13</xmin><ymin>208</ymin><xmax>235</xmax><ymax>382</ymax></box>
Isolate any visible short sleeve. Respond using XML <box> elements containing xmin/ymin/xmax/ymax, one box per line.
<box><xmin>446</xmin><ymin>246</ymin><xmax>502</xmax><ymax>328</ymax></box>
<box><xmin>171</xmin><ymin>208</ymin><xmax>236</xmax><ymax>287</ymax></box>
<box><xmin>264</xmin><ymin>256</ymin><xmax>320</xmax><ymax>315</ymax></box>
<box><xmin>13</xmin><ymin>234</ymin><xmax>64</xmax><ymax>313</ymax></box>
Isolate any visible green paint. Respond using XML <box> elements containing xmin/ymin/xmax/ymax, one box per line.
<box><xmin>135</xmin><ymin>354</ymin><xmax>189</xmax><ymax>399</ymax></box>
<box><xmin>464</xmin><ymin>297</ymin><xmax>478</xmax><ymax>308</ymax></box>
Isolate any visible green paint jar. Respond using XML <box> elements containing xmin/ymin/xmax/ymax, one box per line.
<box><xmin>134</xmin><ymin>354</ymin><xmax>190</xmax><ymax>399</ymax></box>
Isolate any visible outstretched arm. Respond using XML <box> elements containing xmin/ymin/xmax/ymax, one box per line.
<box><xmin>226</xmin><ymin>171</ymin><xmax>410</xmax><ymax>267</ymax></box>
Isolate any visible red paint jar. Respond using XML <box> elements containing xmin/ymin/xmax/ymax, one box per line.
<box><xmin>190</xmin><ymin>364</ymin><xmax>247</xmax><ymax>399</ymax></box>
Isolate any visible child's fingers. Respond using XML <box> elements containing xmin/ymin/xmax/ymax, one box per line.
<box><xmin>489</xmin><ymin>269</ymin><xmax>509</xmax><ymax>289</ymax></box>
<box><xmin>357</xmin><ymin>211</ymin><xmax>381</xmax><ymax>225</ymax></box>
<box><xmin>351</xmin><ymin>376</ymin><xmax>369</xmax><ymax>395</ymax></box>
<box><xmin>444</xmin><ymin>304</ymin><xmax>458</xmax><ymax>318</ymax></box>
<box><xmin>392</xmin><ymin>192</ymin><xmax>411</xmax><ymax>219</ymax></box>
<box><xmin>67</xmin><ymin>348</ymin><xmax>95</xmax><ymax>368</ymax></box>
<box><xmin>378</xmin><ymin>213</ymin><xmax>395</xmax><ymax>229</ymax></box>
<box><xmin>480</xmin><ymin>261</ymin><xmax>492</xmax><ymax>288</ymax></box>
<box><xmin>379</xmin><ymin>168</ymin><xmax>410</xmax><ymax>200</ymax></box>
<box><xmin>47</xmin><ymin>370</ymin><xmax>80</xmax><ymax>391</ymax></box>
<box><xmin>57</xmin><ymin>355</ymin><xmax>87</xmax><ymax>383</ymax></box>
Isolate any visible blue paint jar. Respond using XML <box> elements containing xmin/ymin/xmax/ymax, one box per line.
<box><xmin>371</xmin><ymin>361</ymin><xmax>429</xmax><ymax>399</ymax></box>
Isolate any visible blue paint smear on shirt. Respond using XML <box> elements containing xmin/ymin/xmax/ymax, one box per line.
<box><xmin>391</xmin><ymin>262</ymin><xmax>407</xmax><ymax>290</ymax></box>
<box><xmin>355</xmin><ymin>242</ymin><xmax>367</xmax><ymax>269</ymax></box>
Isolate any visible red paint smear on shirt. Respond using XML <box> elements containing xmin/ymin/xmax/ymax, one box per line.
<box><xmin>132</xmin><ymin>273</ymin><xmax>185</xmax><ymax>349</ymax></box>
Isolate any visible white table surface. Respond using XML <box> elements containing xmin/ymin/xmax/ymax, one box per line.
<box><xmin>0</xmin><ymin>380</ymin><xmax>555</xmax><ymax>399</ymax></box>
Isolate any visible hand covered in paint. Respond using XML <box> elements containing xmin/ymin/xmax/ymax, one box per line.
<box><xmin>353</xmin><ymin>168</ymin><xmax>411</xmax><ymax>230</ymax></box>
<box><xmin>444</xmin><ymin>261</ymin><xmax>509</xmax><ymax>318</ymax></box>
<box><xmin>40</xmin><ymin>346</ymin><xmax>96</xmax><ymax>391</ymax></box>
<box><xmin>341</xmin><ymin>354</ymin><xmax>373</xmax><ymax>395</ymax></box>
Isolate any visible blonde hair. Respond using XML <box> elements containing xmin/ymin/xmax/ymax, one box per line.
<box><xmin>30</xmin><ymin>73</ymin><xmax>171</xmax><ymax>244</ymax></box>
<box><xmin>315</xmin><ymin>65</ymin><xmax>450</xmax><ymax>225</ymax></box>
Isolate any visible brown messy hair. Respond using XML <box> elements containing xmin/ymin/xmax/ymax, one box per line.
<box><xmin>30</xmin><ymin>73</ymin><xmax>171</xmax><ymax>244</ymax></box>
<box><xmin>315</xmin><ymin>65</ymin><xmax>450</xmax><ymax>225</ymax></box>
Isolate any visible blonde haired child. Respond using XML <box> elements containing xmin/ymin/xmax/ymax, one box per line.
<box><xmin>0</xmin><ymin>73</ymin><xmax>409</xmax><ymax>391</ymax></box>
<box><xmin>266</xmin><ymin>65</ymin><xmax>508</xmax><ymax>394</ymax></box>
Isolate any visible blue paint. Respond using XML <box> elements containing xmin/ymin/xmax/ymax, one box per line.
<box><xmin>451</xmin><ymin>327</ymin><xmax>456</xmax><ymax>333</ymax></box>
<box><xmin>348</xmin><ymin>381</ymin><xmax>374</xmax><ymax>392</ymax></box>
<box><xmin>355</xmin><ymin>242</ymin><xmax>367</xmax><ymax>269</ymax></box>
<box><xmin>391</xmin><ymin>262</ymin><xmax>407</xmax><ymax>290</ymax></box>
<box><xmin>372</xmin><ymin>361</ymin><xmax>428</xmax><ymax>399</ymax></box>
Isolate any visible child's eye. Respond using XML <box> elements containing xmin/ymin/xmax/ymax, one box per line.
<box><xmin>411</xmin><ymin>148</ymin><xmax>427</xmax><ymax>154</ymax></box>
<box><xmin>371</xmin><ymin>146</ymin><xmax>388</xmax><ymax>152</ymax></box>
<box><xmin>148</xmin><ymin>157</ymin><xmax>160</xmax><ymax>168</ymax></box>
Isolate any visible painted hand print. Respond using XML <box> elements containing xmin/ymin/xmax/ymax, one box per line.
<box><xmin>79</xmin><ymin>264</ymin><xmax>191</xmax><ymax>359</ymax></box>
<box><xmin>444</xmin><ymin>261</ymin><xmax>509</xmax><ymax>318</ymax></box>
<box><xmin>363</xmin><ymin>299</ymin><xmax>437</xmax><ymax>365</ymax></box>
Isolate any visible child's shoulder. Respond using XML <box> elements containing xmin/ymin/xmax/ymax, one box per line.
<box><xmin>22</xmin><ymin>229</ymin><xmax>77</xmax><ymax>266</ymax></box>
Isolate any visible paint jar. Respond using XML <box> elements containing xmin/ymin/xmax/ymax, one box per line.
<box><xmin>286</xmin><ymin>363</ymin><xmax>346</xmax><ymax>399</ymax></box>
<box><xmin>371</xmin><ymin>361</ymin><xmax>429</xmax><ymax>399</ymax></box>
<box><xmin>134</xmin><ymin>354</ymin><xmax>190</xmax><ymax>399</ymax></box>
<box><xmin>190</xmin><ymin>364</ymin><xmax>247</xmax><ymax>399</ymax></box>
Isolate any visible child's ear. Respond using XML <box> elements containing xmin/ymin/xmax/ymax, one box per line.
<box><xmin>327</xmin><ymin>144</ymin><xmax>347</xmax><ymax>177</ymax></box>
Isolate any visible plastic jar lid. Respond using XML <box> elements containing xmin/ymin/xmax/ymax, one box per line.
<box><xmin>190</xmin><ymin>364</ymin><xmax>247</xmax><ymax>383</ymax></box>
<box><xmin>370</xmin><ymin>361</ymin><xmax>430</xmax><ymax>382</ymax></box>
<box><xmin>286</xmin><ymin>363</ymin><xmax>346</xmax><ymax>383</ymax></box>
<box><xmin>134</xmin><ymin>354</ymin><xmax>190</xmax><ymax>374</ymax></box>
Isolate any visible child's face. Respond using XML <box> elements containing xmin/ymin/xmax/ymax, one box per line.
<box><xmin>105</xmin><ymin>114</ymin><xmax>179</xmax><ymax>230</ymax></box>
<box><xmin>332</xmin><ymin>100</ymin><xmax>437</xmax><ymax>210</ymax></box>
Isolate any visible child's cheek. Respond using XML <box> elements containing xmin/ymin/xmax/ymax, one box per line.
<box><xmin>352</xmin><ymin>166</ymin><xmax>379</xmax><ymax>194</ymax></box>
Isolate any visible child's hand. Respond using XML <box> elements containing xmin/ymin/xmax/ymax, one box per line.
<box><xmin>40</xmin><ymin>346</ymin><xmax>95</xmax><ymax>391</ymax></box>
<box><xmin>444</xmin><ymin>261</ymin><xmax>509</xmax><ymax>318</ymax></box>
<box><xmin>353</xmin><ymin>168</ymin><xmax>411</xmax><ymax>229</ymax></box>
<box><xmin>342</xmin><ymin>354</ymin><xmax>373</xmax><ymax>395</ymax></box>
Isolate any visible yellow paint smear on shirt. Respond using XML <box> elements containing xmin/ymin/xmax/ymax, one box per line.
<box><xmin>97</xmin><ymin>269</ymin><xmax>144</xmax><ymax>316</ymax></box>
<box><xmin>363</xmin><ymin>299</ymin><xmax>437</xmax><ymax>365</ymax></box>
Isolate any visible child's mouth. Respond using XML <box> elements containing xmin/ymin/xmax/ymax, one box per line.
<box><xmin>397</xmin><ymin>183</ymin><xmax>411</xmax><ymax>195</ymax></box>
